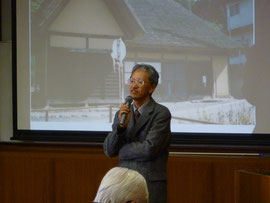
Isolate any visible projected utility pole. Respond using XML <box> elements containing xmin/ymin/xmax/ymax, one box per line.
<box><xmin>111</xmin><ymin>38</ymin><xmax>126</xmax><ymax>104</ymax></box>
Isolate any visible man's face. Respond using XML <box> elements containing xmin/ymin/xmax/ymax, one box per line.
<box><xmin>129</xmin><ymin>69</ymin><xmax>156</xmax><ymax>102</ymax></box>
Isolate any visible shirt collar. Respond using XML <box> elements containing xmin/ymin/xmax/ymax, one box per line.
<box><xmin>133</xmin><ymin>99</ymin><xmax>150</xmax><ymax>115</ymax></box>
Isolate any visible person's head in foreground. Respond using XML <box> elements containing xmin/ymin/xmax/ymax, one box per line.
<box><xmin>93</xmin><ymin>167</ymin><xmax>149</xmax><ymax>203</ymax></box>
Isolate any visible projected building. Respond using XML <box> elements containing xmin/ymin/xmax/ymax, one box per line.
<box><xmin>28</xmin><ymin>0</ymin><xmax>256</xmax><ymax>129</ymax></box>
<box><xmin>30</xmin><ymin>0</ymin><xmax>244</xmax><ymax>106</ymax></box>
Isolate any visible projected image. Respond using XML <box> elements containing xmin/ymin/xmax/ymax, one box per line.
<box><xmin>25</xmin><ymin>0</ymin><xmax>259</xmax><ymax>133</ymax></box>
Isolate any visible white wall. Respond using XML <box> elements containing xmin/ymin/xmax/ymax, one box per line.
<box><xmin>0</xmin><ymin>42</ymin><xmax>12</xmax><ymax>141</ymax></box>
<box><xmin>0</xmin><ymin>0</ymin><xmax>12</xmax><ymax>141</ymax></box>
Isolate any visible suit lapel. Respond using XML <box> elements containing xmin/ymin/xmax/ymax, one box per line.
<box><xmin>134</xmin><ymin>98</ymin><xmax>155</xmax><ymax>135</ymax></box>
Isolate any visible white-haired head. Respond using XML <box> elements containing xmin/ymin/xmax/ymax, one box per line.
<box><xmin>93</xmin><ymin>167</ymin><xmax>149</xmax><ymax>203</ymax></box>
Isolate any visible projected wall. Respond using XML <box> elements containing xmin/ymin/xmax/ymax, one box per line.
<box><xmin>16</xmin><ymin>0</ymin><xmax>270</xmax><ymax>134</ymax></box>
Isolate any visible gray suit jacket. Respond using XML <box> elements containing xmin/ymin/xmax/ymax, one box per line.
<box><xmin>104</xmin><ymin>98</ymin><xmax>171</xmax><ymax>201</ymax></box>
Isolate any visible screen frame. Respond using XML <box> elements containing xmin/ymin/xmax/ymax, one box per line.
<box><xmin>11</xmin><ymin>0</ymin><xmax>270</xmax><ymax>152</ymax></box>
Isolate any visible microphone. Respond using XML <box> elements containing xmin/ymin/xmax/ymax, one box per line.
<box><xmin>119</xmin><ymin>96</ymin><xmax>133</xmax><ymax>125</ymax></box>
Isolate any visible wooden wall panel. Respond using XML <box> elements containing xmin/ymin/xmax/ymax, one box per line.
<box><xmin>0</xmin><ymin>157</ymin><xmax>53</xmax><ymax>203</ymax></box>
<box><xmin>168</xmin><ymin>156</ymin><xmax>213</xmax><ymax>203</ymax></box>
<box><xmin>1</xmin><ymin>143</ymin><xmax>270</xmax><ymax>203</ymax></box>
<box><xmin>55</xmin><ymin>157</ymin><xmax>117</xmax><ymax>203</ymax></box>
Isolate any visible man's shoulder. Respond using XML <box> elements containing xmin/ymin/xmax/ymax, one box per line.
<box><xmin>153</xmin><ymin>101</ymin><xmax>171</xmax><ymax>117</ymax></box>
<box><xmin>155</xmin><ymin>102</ymin><xmax>168</xmax><ymax>110</ymax></box>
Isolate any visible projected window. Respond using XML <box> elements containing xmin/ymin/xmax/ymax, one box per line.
<box><xmin>229</xmin><ymin>3</ymin><xmax>240</xmax><ymax>17</ymax></box>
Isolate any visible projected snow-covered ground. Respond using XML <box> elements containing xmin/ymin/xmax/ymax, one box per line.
<box><xmin>31</xmin><ymin>98</ymin><xmax>255</xmax><ymax>133</ymax></box>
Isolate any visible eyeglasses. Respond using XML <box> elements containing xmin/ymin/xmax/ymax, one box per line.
<box><xmin>128</xmin><ymin>78</ymin><xmax>145</xmax><ymax>87</ymax></box>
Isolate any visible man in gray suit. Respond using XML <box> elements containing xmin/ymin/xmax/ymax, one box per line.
<box><xmin>104</xmin><ymin>64</ymin><xmax>171</xmax><ymax>203</ymax></box>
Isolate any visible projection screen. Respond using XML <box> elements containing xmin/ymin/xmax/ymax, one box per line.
<box><xmin>15</xmin><ymin>0</ymin><xmax>270</xmax><ymax>137</ymax></box>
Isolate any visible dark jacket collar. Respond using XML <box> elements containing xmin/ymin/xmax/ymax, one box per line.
<box><xmin>133</xmin><ymin>97</ymin><xmax>156</xmax><ymax>134</ymax></box>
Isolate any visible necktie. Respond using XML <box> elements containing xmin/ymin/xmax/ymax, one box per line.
<box><xmin>135</xmin><ymin>109</ymin><xmax>140</xmax><ymax>122</ymax></box>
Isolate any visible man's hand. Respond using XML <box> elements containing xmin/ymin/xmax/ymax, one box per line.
<box><xmin>118</xmin><ymin>102</ymin><xmax>131</xmax><ymax>128</ymax></box>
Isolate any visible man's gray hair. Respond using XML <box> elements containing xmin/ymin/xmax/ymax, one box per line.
<box><xmin>131</xmin><ymin>63</ymin><xmax>159</xmax><ymax>86</ymax></box>
<box><xmin>94</xmin><ymin>167</ymin><xmax>149</xmax><ymax>203</ymax></box>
